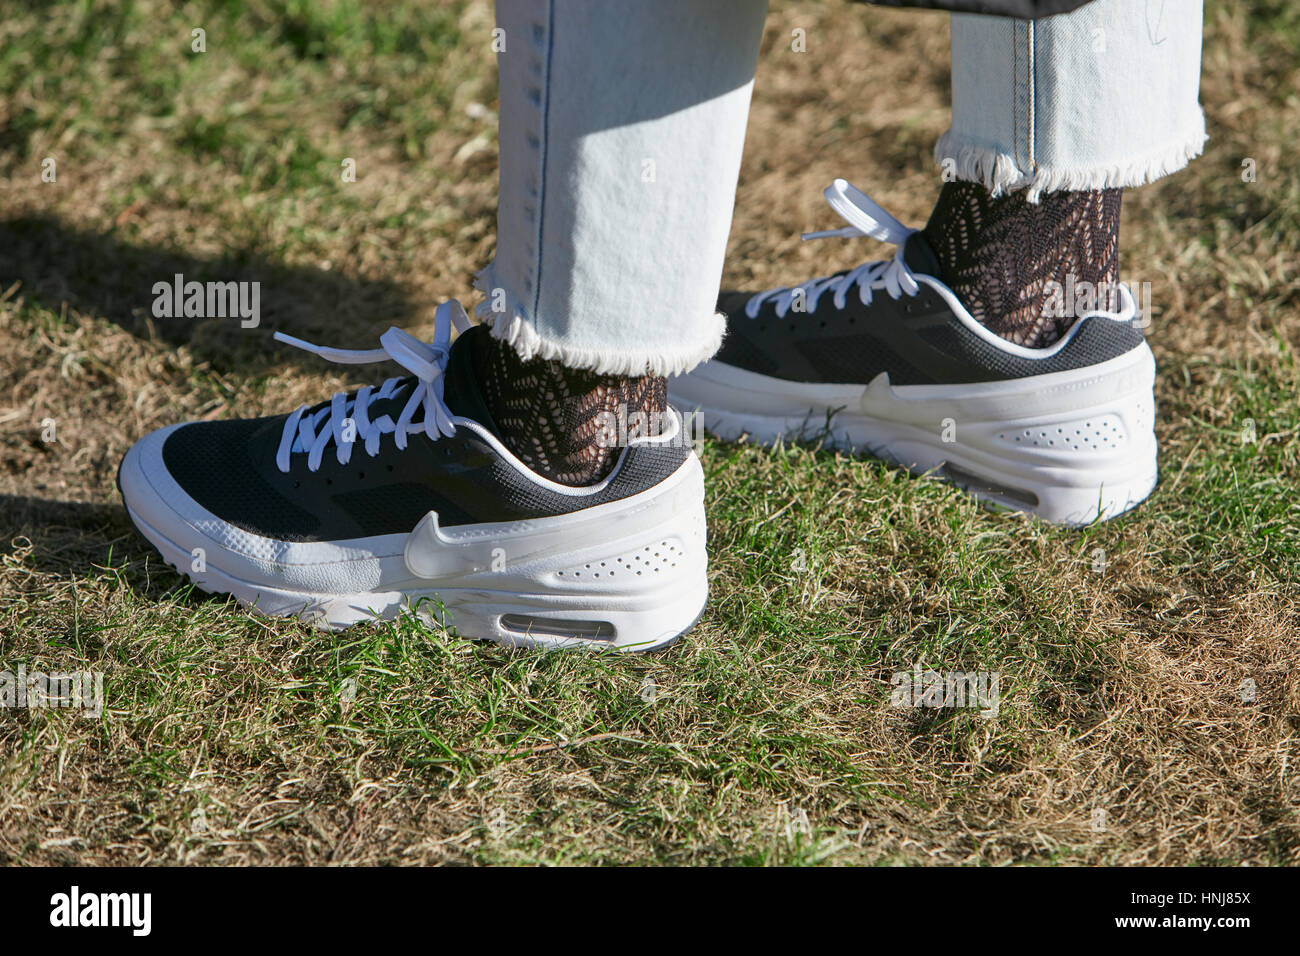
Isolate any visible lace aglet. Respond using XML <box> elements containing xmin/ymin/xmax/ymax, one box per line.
<box><xmin>802</xmin><ymin>227</ymin><xmax>863</xmax><ymax>242</ymax></box>
<box><xmin>273</xmin><ymin>330</ymin><xmax>310</xmax><ymax>348</ymax></box>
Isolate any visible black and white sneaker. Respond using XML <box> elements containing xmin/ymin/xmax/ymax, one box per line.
<box><xmin>671</xmin><ymin>179</ymin><xmax>1157</xmax><ymax>525</ymax></box>
<box><xmin>118</xmin><ymin>301</ymin><xmax>707</xmax><ymax>651</ymax></box>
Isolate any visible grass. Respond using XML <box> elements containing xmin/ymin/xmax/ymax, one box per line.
<box><xmin>1</xmin><ymin>0</ymin><xmax>1298</xmax><ymax>865</ymax></box>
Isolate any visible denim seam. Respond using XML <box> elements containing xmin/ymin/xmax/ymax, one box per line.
<box><xmin>1012</xmin><ymin>22</ymin><xmax>1019</xmax><ymax>170</ymax></box>
<box><xmin>531</xmin><ymin>0</ymin><xmax>555</xmax><ymax>322</ymax></box>
<box><xmin>1027</xmin><ymin>19</ymin><xmax>1037</xmax><ymax>172</ymax></box>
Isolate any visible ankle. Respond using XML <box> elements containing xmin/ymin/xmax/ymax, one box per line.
<box><xmin>469</xmin><ymin>330</ymin><xmax>667</xmax><ymax>486</ymax></box>
<box><xmin>922</xmin><ymin>181</ymin><xmax>1122</xmax><ymax>348</ymax></box>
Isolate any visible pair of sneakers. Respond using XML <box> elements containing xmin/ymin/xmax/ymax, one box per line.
<box><xmin>119</xmin><ymin>180</ymin><xmax>1157</xmax><ymax>652</ymax></box>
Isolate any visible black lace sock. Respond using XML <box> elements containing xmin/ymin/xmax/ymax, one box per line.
<box><xmin>921</xmin><ymin>181</ymin><xmax>1122</xmax><ymax>348</ymax></box>
<box><xmin>469</xmin><ymin>332</ymin><xmax>667</xmax><ymax>487</ymax></box>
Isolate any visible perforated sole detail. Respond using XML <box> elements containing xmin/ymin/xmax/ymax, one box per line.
<box><xmin>555</xmin><ymin>538</ymin><xmax>685</xmax><ymax>580</ymax></box>
<box><xmin>997</xmin><ymin>413</ymin><xmax>1127</xmax><ymax>452</ymax></box>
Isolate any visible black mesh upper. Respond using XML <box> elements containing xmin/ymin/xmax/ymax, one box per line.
<box><xmin>162</xmin><ymin>413</ymin><xmax>691</xmax><ymax>542</ymax></box>
<box><xmin>162</xmin><ymin>417</ymin><xmax>325</xmax><ymax>537</ymax></box>
<box><xmin>712</xmin><ymin>248</ymin><xmax>1145</xmax><ymax>387</ymax></box>
<box><xmin>159</xmin><ymin>333</ymin><xmax>693</xmax><ymax>543</ymax></box>
<box><xmin>914</xmin><ymin>310</ymin><xmax>1146</xmax><ymax>381</ymax></box>
<box><xmin>794</xmin><ymin>334</ymin><xmax>928</xmax><ymax>385</ymax></box>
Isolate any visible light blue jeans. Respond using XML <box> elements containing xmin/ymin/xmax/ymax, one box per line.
<box><xmin>477</xmin><ymin>0</ymin><xmax>1205</xmax><ymax>376</ymax></box>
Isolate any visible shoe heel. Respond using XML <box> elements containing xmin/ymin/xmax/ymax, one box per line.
<box><xmin>406</xmin><ymin>456</ymin><xmax>710</xmax><ymax>651</ymax></box>
<box><xmin>934</xmin><ymin>348</ymin><xmax>1159</xmax><ymax>524</ymax></box>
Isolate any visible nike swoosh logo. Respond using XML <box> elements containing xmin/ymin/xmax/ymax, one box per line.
<box><xmin>404</xmin><ymin>509</ymin><xmax>612</xmax><ymax>579</ymax></box>
<box><xmin>403</xmin><ymin>460</ymin><xmax>701</xmax><ymax>580</ymax></box>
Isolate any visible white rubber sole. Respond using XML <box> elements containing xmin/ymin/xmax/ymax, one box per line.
<box><xmin>119</xmin><ymin>428</ymin><xmax>708</xmax><ymax>652</ymax></box>
<box><xmin>671</xmin><ymin>344</ymin><xmax>1158</xmax><ymax>526</ymax></box>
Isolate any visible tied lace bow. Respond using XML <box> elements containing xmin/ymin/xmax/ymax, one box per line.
<box><xmin>273</xmin><ymin>300</ymin><xmax>472</xmax><ymax>473</ymax></box>
<box><xmin>745</xmin><ymin>178</ymin><xmax>922</xmax><ymax>319</ymax></box>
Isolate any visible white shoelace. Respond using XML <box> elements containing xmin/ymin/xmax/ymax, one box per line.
<box><xmin>272</xmin><ymin>300</ymin><xmax>472</xmax><ymax>474</ymax></box>
<box><xmin>745</xmin><ymin>178</ymin><xmax>923</xmax><ymax>319</ymax></box>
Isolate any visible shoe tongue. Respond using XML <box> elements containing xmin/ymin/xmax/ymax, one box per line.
<box><xmin>341</xmin><ymin>326</ymin><xmax>499</xmax><ymax>432</ymax></box>
<box><xmin>291</xmin><ymin>326</ymin><xmax>498</xmax><ymax>454</ymax></box>
<box><xmin>362</xmin><ymin>378</ymin><xmax>418</xmax><ymax>422</ymax></box>
<box><xmin>290</xmin><ymin>376</ymin><xmax>418</xmax><ymax>453</ymax></box>
<box><xmin>902</xmin><ymin>232</ymin><xmax>942</xmax><ymax>278</ymax></box>
<box><xmin>441</xmin><ymin>324</ymin><xmax>500</xmax><ymax>434</ymax></box>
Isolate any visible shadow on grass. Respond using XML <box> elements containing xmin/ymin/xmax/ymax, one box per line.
<box><xmin>0</xmin><ymin>215</ymin><xmax>420</xmax><ymax>377</ymax></box>
<box><xmin>0</xmin><ymin>493</ymin><xmax>201</xmax><ymax>604</ymax></box>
